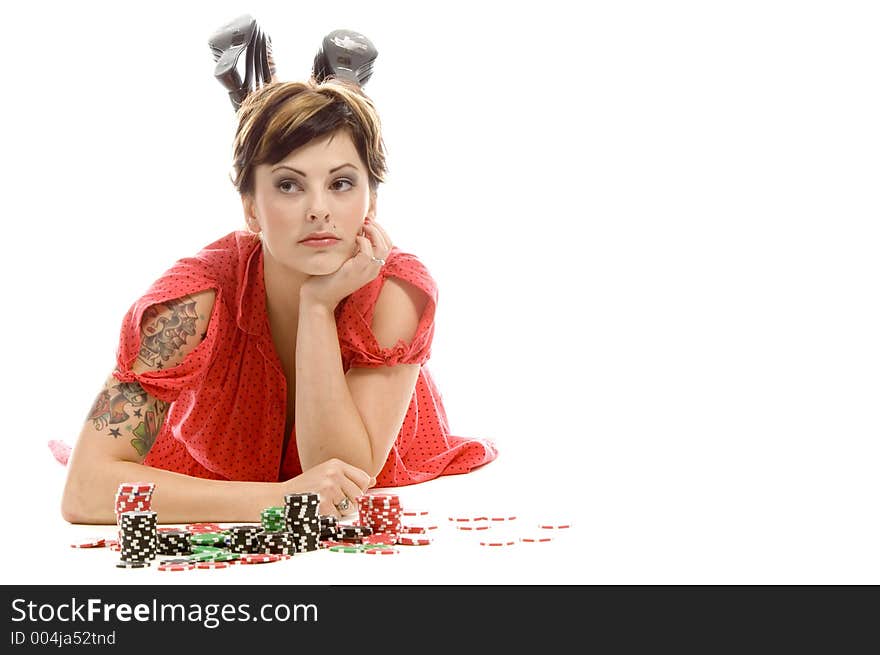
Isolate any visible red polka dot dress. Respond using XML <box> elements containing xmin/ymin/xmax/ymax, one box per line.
<box><xmin>112</xmin><ymin>231</ymin><xmax>498</xmax><ymax>486</ymax></box>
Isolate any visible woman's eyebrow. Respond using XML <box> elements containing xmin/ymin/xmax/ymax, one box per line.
<box><xmin>271</xmin><ymin>163</ymin><xmax>358</xmax><ymax>176</ymax></box>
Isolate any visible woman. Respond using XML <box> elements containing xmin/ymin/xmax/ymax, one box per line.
<box><xmin>59</xmin><ymin>73</ymin><xmax>498</xmax><ymax>525</ymax></box>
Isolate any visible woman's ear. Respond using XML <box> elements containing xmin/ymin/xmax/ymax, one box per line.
<box><xmin>241</xmin><ymin>194</ymin><xmax>261</xmax><ymax>233</ymax></box>
<box><xmin>367</xmin><ymin>191</ymin><xmax>377</xmax><ymax>220</ymax></box>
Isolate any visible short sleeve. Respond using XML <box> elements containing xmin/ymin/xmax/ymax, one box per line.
<box><xmin>113</xmin><ymin>258</ymin><xmax>223</xmax><ymax>404</ymax></box>
<box><xmin>337</xmin><ymin>248</ymin><xmax>438</xmax><ymax>369</ymax></box>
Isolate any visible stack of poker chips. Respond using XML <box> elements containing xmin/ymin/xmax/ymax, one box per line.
<box><xmin>319</xmin><ymin>515</ymin><xmax>339</xmax><ymax>541</ymax></box>
<box><xmin>260</xmin><ymin>506</ymin><xmax>286</xmax><ymax>533</ymax></box>
<box><xmin>227</xmin><ymin>525</ymin><xmax>265</xmax><ymax>554</ymax></box>
<box><xmin>156</xmin><ymin>529</ymin><xmax>193</xmax><ymax>556</ymax></box>
<box><xmin>260</xmin><ymin>531</ymin><xmax>297</xmax><ymax>556</ymax></box>
<box><xmin>114</xmin><ymin>482</ymin><xmax>155</xmax><ymax>543</ymax></box>
<box><xmin>338</xmin><ymin>524</ymin><xmax>373</xmax><ymax>543</ymax></box>
<box><xmin>283</xmin><ymin>493</ymin><xmax>321</xmax><ymax>552</ymax></box>
<box><xmin>357</xmin><ymin>493</ymin><xmax>403</xmax><ymax>542</ymax></box>
<box><xmin>117</xmin><ymin>510</ymin><xmax>158</xmax><ymax>568</ymax></box>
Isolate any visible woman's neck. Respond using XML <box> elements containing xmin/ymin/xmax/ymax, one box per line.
<box><xmin>261</xmin><ymin>244</ymin><xmax>309</xmax><ymax>335</ymax></box>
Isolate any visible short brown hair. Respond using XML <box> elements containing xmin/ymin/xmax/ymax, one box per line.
<box><xmin>230</xmin><ymin>79</ymin><xmax>387</xmax><ymax>197</ymax></box>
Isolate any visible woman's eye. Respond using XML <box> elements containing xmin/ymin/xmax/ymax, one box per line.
<box><xmin>278</xmin><ymin>178</ymin><xmax>353</xmax><ymax>192</ymax></box>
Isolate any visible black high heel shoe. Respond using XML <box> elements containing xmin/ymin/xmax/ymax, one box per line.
<box><xmin>312</xmin><ymin>29</ymin><xmax>378</xmax><ymax>87</ymax></box>
<box><xmin>208</xmin><ymin>14</ymin><xmax>276</xmax><ymax>111</ymax></box>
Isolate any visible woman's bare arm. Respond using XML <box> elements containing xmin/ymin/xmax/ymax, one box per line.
<box><xmin>61</xmin><ymin>288</ymin><xmax>372</xmax><ymax>523</ymax></box>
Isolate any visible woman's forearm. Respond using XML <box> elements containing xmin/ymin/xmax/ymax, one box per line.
<box><xmin>295</xmin><ymin>298</ymin><xmax>374</xmax><ymax>473</ymax></box>
<box><xmin>62</xmin><ymin>458</ymin><xmax>284</xmax><ymax>525</ymax></box>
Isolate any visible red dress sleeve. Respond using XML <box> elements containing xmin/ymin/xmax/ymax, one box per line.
<box><xmin>334</xmin><ymin>247</ymin><xmax>499</xmax><ymax>486</ymax></box>
<box><xmin>112</xmin><ymin>256</ymin><xmax>224</xmax><ymax>403</ymax></box>
<box><xmin>336</xmin><ymin>247</ymin><xmax>438</xmax><ymax>369</ymax></box>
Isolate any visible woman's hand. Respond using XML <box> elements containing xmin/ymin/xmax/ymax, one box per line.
<box><xmin>300</xmin><ymin>219</ymin><xmax>394</xmax><ymax>311</ymax></box>
<box><xmin>281</xmin><ymin>457</ymin><xmax>376</xmax><ymax>518</ymax></box>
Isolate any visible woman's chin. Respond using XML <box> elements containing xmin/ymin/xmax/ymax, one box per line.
<box><xmin>301</xmin><ymin>257</ymin><xmax>346</xmax><ymax>276</ymax></box>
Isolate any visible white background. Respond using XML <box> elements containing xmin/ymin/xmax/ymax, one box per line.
<box><xmin>1</xmin><ymin>0</ymin><xmax>878</xmax><ymax>584</ymax></box>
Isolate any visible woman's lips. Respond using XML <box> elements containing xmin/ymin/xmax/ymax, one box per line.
<box><xmin>299</xmin><ymin>238</ymin><xmax>341</xmax><ymax>248</ymax></box>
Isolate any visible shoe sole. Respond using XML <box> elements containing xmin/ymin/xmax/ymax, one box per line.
<box><xmin>314</xmin><ymin>29</ymin><xmax>378</xmax><ymax>86</ymax></box>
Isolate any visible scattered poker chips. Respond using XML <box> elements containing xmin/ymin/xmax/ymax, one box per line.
<box><xmin>75</xmin><ymin>479</ymin><xmax>578</xmax><ymax>573</ymax></box>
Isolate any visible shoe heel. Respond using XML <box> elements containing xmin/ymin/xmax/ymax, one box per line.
<box><xmin>208</xmin><ymin>14</ymin><xmax>257</xmax><ymax>95</ymax></box>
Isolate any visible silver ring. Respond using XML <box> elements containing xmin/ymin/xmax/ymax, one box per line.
<box><xmin>336</xmin><ymin>497</ymin><xmax>351</xmax><ymax>513</ymax></box>
<box><xmin>371</xmin><ymin>256</ymin><xmax>385</xmax><ymax>266</ymax></box>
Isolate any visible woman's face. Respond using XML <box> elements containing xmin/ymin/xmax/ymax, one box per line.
<box><xmin>243</xmin><ymin>129</ymin><xmax>375</xmax><ymax>276</ymax></box>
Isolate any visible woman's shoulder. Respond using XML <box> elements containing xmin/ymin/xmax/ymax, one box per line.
<box><xmin>153</xmin><ymin>230</ymin><xmax>259</xmax><ymax>289</ymax></box>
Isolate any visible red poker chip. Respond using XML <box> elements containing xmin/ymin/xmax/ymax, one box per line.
<box><xmin>402</xmin><ymin>509</ymin><xmax>429</xmax><ymax>517</ymax></box>
<box><xmin>489</xmin><ymin>515</ymin><xmax>518</xmax><ymax>522</ymax></box>
<box><xmin>195</xmin><ymin>560</ymin><xmax>238</xmax><ymax>569</ymax></box>
<box><xmin>520</xmin><ymin>536</ymin><xmax>554</xmax><ymax>543</ymax></box>
<box><xmin>396</xmin><ymin>535</ymin><xmax>432</xmax><ymax>546</ymax></box>
<box><xmin>362</xmin><ymin>533</ymin><xmax>398</xmax><ymax>545</ymax></box>
<box><xmin>400</xmin><ymin>525</ymin><xmax>427</xmax><ymax>534</ymax></box>
<box><xmin>238</xmin><ymin>553</ymin><xmax>283</xmax><ymax>565</ymax></box>
<box><xmin>364</xmin><ymin>548</ymin><xmax>399</xmax><ymax>555</ymax></box>
<box><xmin>479</xmin><ymin>540</ymin><xmax>517</xmax><ymax>547</ymax></box>
<box><xmin>448</xmin><ymin>515</ymin><xmax>487</xmax><ymax>522</ymax></box>
<box><xmin>456</xmin><ymin>524</ymin><xmax>490</xmax><ymax>531</ymax></box>
<box><xmin>538</xmin><ymin>523</ymin><xmax>572</xmax><ymax>530</ymax></box>
<box><xmin>158</xmin><ymin>562</ymin><xmax>195</xmax><ymax>572</ymax></box>
<box><xmin>319</xmin><ymin>540</ymin><xmax>347</xmax><ymax>549</ymax></box>
<box><xmin>70</xmin><ymin>538</ymin><xmax>107</xmax><ymax>548</ymax></box>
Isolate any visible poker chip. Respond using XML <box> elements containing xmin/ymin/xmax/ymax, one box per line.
<box><xmin>158</xmin><ymin>560</ymin><xmax>195</xmax><ymax>572</ymax></box>
<box><xmin>402</xmin><ymin>509</ymin><xmax>429</xmax><ymax>517</ymax></box>
<box><xmin>362</xmin><ymin>533</ymin><xmax>398</xmax><ymax>546</ymax></box>
<box><xmin>538</xmin><ymin>523</ymin><xmax>571</xmax><ymax>530</ymax></box>
<box><xmin>329</xmin><ymin>545</ymin><xmax>363</xmax><ymax>553</ymax></box>
<box><xmin>479</xmin><ymin>539</ymin><xmax>517</xmax><ymax>547</ymax></box>
<box><xmin>448</xmin><ymin>515</ymin><xmax>487</xmax><ymax>523</ymax></box>
<box><xmin>399</xmin><ymin>525</ymin><xmax>427</xmax><ymax>534</ymax></box>
<box><xmin>396</xmin><ymin>535</ymin><xmax>432</xmax><ymax>546</ymax></box>
<box><xmin>115</xmin><ymin>560</ymin><xmax>151</xmax><ymax>568</ymax></box>
<box><xmin>455</xmin><ymin>524</ymin><xmax>490</xmax><ymax>531</ymax></box>
<box><xmin>364</xmin><ymin>547</ymin><xmax>399</xmax><ymax>555</ymax></box>
<box><xmin>520</xmin><ymin>536</ymin><xmax>554</xmax><ymax>543</ymax></box>
<box><xmin>195</xmin><ymin>560</ymin><xmax>238</xmax><ymax>569</ymax></box>
<box><xmin>238</xmin><ymin>553</ymin><xmax>283</xmax><ymax>565</ymax></box>
<box><xmin>70</xmin><ymin>538</ymin><xmax>106</xmax><ymax>548</ymax></box>
<box><xmin>185</xmin><ymin>522</ymin><xmax>224</xmax><ymax>533</ymax></box>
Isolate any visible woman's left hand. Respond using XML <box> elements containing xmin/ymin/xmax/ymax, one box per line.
<box><xmin>300</xmin><ymin>219</ymin><xmax>394</xmax><ymax>311</ymax></box>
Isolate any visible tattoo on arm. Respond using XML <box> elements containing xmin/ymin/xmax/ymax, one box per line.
<box><xmin>137</xmin><ymin>296</ymin><xmax>201</xmax><ymax>369</ymax></box>
<box><xmin>86</xmin><ymin>379</ymin><xmax>169</xmax><ymax>456</ymax></box>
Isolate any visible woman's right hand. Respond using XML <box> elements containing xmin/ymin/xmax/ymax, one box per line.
<box><xmin>282</xmin><ymin>458</ymin><xmax>376</xmax><ymax>518</ymax></box>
